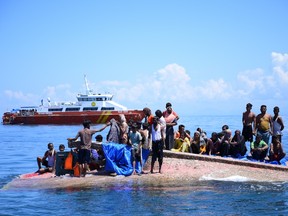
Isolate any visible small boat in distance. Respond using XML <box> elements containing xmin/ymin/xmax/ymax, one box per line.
<box><xmin>2</xmin><ymin>76</ymin><xmax>144</xmax><ymax>125</ymax></box>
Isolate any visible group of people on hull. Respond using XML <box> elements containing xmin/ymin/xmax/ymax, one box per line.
<box><xmin>166</xmin><ymin>103</ymin><xmax>286</xmax><ymax>164</ymax></box>
<box><xmin>36</xmin><ymin>102</ymin><xmax>286</xmax><ymax>177</ymax></box>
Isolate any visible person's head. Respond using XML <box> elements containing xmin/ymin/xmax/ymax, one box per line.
<box><xmin>155</xmin><ymin>109</ymin><xmax>163</xmax><ymax>118</ymax></box>
<box><xmin>166</xmin><ymin>102</ymin><xmax>172</xmax><ymax>108</ymax></box>
<box><xmin>185</xmin><ymin>130</ymin><xmax>191</xmax><ymax>136</ymax></box>
<box><xmin>47</xmin><ymin>143</ymin><xmax>54</xmax><ymax>150</ymax></box>
<box><xmin>193</xmin><ymin>131</ymin><xmax>200</xmax><ymax>140</ymax></box>
<box><xmin>246</xmin><ymin>103</ymin><xmax>252</xmax><ymax>110</ymax></box>
<box><xmin>83</xmin><ymin>120</ymin><xmax>91</xmax><ymax>128</ymax></box>
<box><xmin>96</xmin><ymin>134</ymin><xmax>103</xmax><ymax>142</ymax></box>
<box><xmin>211</xmin><ymin>132</ymin><xmax>218</xmax><ymax>140</ymax></box>
<box><xmin>234</xmin><ymin>130</ymin><xmax>241</xmax><ymax>135</ymax></box>
<box><xmin>131</xmin><ymin>123</ymin><xmax>138</xmax><ymax>132</ymax></box>
<box><xmin>59</xmin><ymin>144</ymin><xmax>65</xmax><ymax>151</ymax></box>
<box><xmin>222</xmin><ymin>125</ymin><xmax>229</xmax><ymax>131</ymax></box>
<box><xmin>272</xmin><ymin>135</ymin><xmax>280</xmax><ymax>144</ymax></box>
<box><xmin>178</xmin><ymin>124</ymin><xmax>185</xmax><ymax>132</ymax></box>
<box><xmin>260</xmin><ymin>105</ymin><xmax>267</xmax><ymax>114</ymax></box>
<box><xmin>273</xmin><ymin>106</ymin><xmax>279</xmax><ymax>114</ymax></box>
<box><xmin>255</xmin><ymin>134</ymin><xmax>262</xmax><ymax>142</ymax></box>
<box><xmin>166</xmin><ymin>106</ymin><xmax>172</xmax><ymax>114</ymax></box>
<box><xmin>153</xmin><ymin>116</ymin><xmax>159</xmax><ymax>125</ymax></box>
<box><xmin>143</xmin><ymin>107</ymin><xmax>151</xmax><ymax>116</ymax></box>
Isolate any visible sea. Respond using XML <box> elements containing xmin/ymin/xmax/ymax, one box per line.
<box><xmin>1</xmin><ymin>115</ymin><xmax>288</xmax><ymax>216</ymax></box>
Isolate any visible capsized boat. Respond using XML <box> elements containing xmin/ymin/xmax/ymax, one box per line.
<box><xmin>2</xmin><ymin>76</ymin><xmax>144</xmax><ymax>125</ymax></box>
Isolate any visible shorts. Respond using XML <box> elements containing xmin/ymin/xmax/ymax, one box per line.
<box><xmin>242</xmin><ymin>125</ymin><xmax>253</xmax><ymax>142</ymax></box>
<box><xmin>78</xmin><ymin>149</ymin><xmax>91</xmax><ymax>164</ymax></box>
<box><xmin>131</xmin><ymin>148</ymin><xmax>141</xmax><ymax>162</ymax></box>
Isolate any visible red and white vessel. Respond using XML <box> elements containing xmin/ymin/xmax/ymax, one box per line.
<box><xmin>2</xmin><ymin>76</ymin><xmax>144</xmax><ymax>125</ymax></box>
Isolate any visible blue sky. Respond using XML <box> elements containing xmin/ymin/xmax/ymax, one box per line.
<box><xmin>1</xmin><ymin>0</ymin><xmax>288</xmax><ymax>117</ymax></box>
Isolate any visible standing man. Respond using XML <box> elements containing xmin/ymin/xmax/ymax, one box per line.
<box><xmin>150</xmin><ymin>116</ymin><xmax>165</xmax><ymax>174</ymax></box>
<box><xmin>255</xmin><ymin>105</ymin><xmax>273</xmax><ymax>145</ymax></box>
<box><xmin>68</xmin><ymin>120</ymin><xmax>104</xmax><ymax>177</ymax></box>
<box><xmin>242</xmin><ymin>103</ymin><xmax>256</xmax><ymax>143</ymax></box>
<box><xmin>272</xmin><ymin>106</ymin><xmax>284</xmax><ymax>142</ymax></box>
<box><xmin>163</xmin><ymin>103</ymin><xmax>178</xmax><ymax>150</ymax></box>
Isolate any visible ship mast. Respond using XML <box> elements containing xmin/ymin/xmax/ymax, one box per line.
<box><xmin>84</xmin><ymin>75</ymin><xmax>93</xmax><ymax>95</ymax></box>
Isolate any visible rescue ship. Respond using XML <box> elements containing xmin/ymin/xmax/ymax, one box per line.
<box><xmin>2</xmin><ymin>76</ymin><xmax>144</xmax><ymax>125</ymax></box>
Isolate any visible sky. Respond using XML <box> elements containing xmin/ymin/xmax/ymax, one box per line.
<box><xmin>1</xmin><ymin>0</ymin><xmax>288</xmax><ymax>117</ymax></box>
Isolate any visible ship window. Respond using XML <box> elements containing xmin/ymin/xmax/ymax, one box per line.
<box><xmin>101</xmin><ymin>107</ymin><xmax>115</xmax><ymax>111</ymax></box>
<box><xmin>83</xmin><ymin>107</ymin><xmax>99</xmax><ymax>111</ymax></box>
<box><xmin>65</xmin><ymin>108</ymin><xmax>80</xmax><ymax>111</ymax></box>
<box><xmin>48</xmin><ymin>108</ymin><xmax>63</xmax><ymax>112</ymax></box>
<box><xmin>96</xmin><ymin>98</ymin><xmax>103</xmax><ymax>101</ymax></box>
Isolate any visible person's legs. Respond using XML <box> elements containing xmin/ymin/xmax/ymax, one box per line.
<box><xmin>37</xmin><ymin>157</ymin><xmax>42</xmax><ymax>169</ymax></box>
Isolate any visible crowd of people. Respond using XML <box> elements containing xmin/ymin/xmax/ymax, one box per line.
<box><xmin>36</xmin><ymin>102</ymin><xmax>286</xmax><ymax>177</ymax></box>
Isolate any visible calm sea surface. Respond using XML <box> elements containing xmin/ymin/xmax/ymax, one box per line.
<box><xmin>1</xmin><ymin>115</ymin><xmax>288</xmax><ymax>215</ymax></box>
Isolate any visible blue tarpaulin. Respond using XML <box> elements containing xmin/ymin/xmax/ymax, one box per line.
<box><xmin>102</xmin><ymin>143</ymin><xmax>150</xmax><ymax>176</ymax></box>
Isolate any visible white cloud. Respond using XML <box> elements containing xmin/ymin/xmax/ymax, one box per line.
<box><xmin>272</xmin><ymin>52</ymin><xmax>288</xmax><ymax>85</ymax></box>
<box><xmin>195</xmin><ymin>79</ymin><xmax>232</xmax><ymax>100</ymax></box>
<box><xmin>272</xmin><ymin>52</ymin><xmax>288</xmax><ymax>65</ymax></box>
<box><xmin>4</xmin><ymin>52</ymin><xmax>288</xmax><ymax>115</ymax></box>
<box><xmin>4</xmin><ymin>90</ymin><xmax>37</xmax><ymax>103</ymax></box>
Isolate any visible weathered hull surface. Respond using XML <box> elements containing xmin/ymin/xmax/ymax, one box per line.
<box><xmin>4</xmin><ymin>143</ymin><xmax>288</xmax><ymax>190</ymax></box>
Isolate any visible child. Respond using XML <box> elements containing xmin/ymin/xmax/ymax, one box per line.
<box><xmin>128</xmin><ymin>123</ymin><xmax>142</xmax><ymax>175</ymax></box>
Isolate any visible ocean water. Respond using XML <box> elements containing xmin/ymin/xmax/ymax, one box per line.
<box><xmin>1</xmin><ymin>115</ymin><xmax>288</xmax><ymax>215</ymax></box>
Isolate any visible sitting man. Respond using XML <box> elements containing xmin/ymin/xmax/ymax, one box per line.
<box><xmin>220</xmin><ymin>125</ymin><xmax>232</xmax><ymax>157</ymax></box>
<box><xmin>269</xmin><ymin>136</ymin><xmax>286</xmax><ymax>164</ymax></box>
<box><xmin>229</xmin><ymin>130</ymin><xmax>247</xmax><ymax>157</ymax></box>
<box><xmin>172</xmin><ymin>124</ymin><xmax>191</xmax><ymax>152</ymax></box>
<box><xmin>250</xmin><ymin>134</ymin><xmax>268</xmax><ymax>161</ymax></box>
<box><xmin>89</xmin><ymin>134</ymin><xmax>105</xmax><ymax>171</ymax></box>
<box><xmin>37</xmin><ymin>142</ymin><xmax>57</xmax><ymax>173</ymax></box>
<box><xmin>206</xmin><ymin>132</ymin><xmax>221</xmax><ymax>155</ymax></box>
<box><xmin>190</xmin><ymin>131</ymin><xmax>206</xmax><ymax>154</ymax></box>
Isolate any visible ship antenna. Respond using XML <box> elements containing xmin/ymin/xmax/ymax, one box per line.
<box><xmin>84</xmin><ymin>75</ymin><xmax>92</xmax><ymax>95</ymax></box>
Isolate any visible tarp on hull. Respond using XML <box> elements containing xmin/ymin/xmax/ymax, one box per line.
<box><xmin>102</xmin><ymin>143</ymin><xmax>150</xmax><ymax>176</ymax></box>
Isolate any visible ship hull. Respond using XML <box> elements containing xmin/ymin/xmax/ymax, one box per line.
<box><xmin>2</xmin><ymin>110</ymin><xmax>144</xmax><ymax>125</ymax></box>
